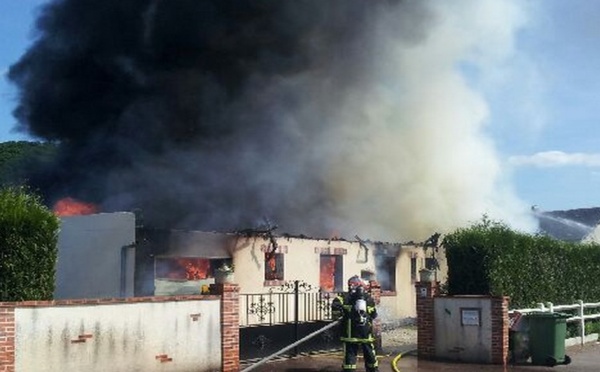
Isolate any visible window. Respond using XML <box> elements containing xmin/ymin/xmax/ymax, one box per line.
<box><xmin>320</xmin><ymin>255</ymin><xmax>343</xmax><ymax>292</ymax></box>
<box><xmin>411</xmin><ymin>256</ymin><xmax>417</xmax><ymax>282</ymax></box>
<box><xmin>155</xmin><ymin>257</ymin><xmax>231</xmax><ymax>280</ymax></box>
<box><xmin>265</xmin><ymin>253</ymin><xmax>284</xmax><ymax>281</ymax></box>
<box><xmin>425</xmin><ymin>257</ymin><xmax>438</xmax><ymax>270</ymax></box>
<box><xmin>375</xmin><ymin>255</ymin><xmax>396</xmax><ymax>292</ymax></box>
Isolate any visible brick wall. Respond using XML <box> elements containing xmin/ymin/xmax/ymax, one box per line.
<box><xmin>0</xmin><ymin>305</ymin><xmax>15</xmax><ymax>372</ymax></box>
<box><xmin>491</xmin><ymin>296</ymin><xmax>509</xmax><ymax>365</ymax></box>
<box><xmin>211</xmin><ymin>283</ymin><xmax>240</xmax><ymax>372</ymax></box>
<box><xmin>369</xmin><ymin>280</ymin><xmax>382</xmax><ymax>351</ymax></box>
<box><xmin>415</xmin><ymin>281</ymin><xmax>438</xmax><ymax>360</ymax></box>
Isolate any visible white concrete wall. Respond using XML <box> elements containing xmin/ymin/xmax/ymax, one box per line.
<box><xmin>433</xmin><ymin>297</ymin><xmax>493</xmax><ymax>363</ymax></box>
<box><xmin>232</xmin><ymin>236</ymin><xmax>378</xmax><ymax>294</ymax></box>
<box><xmin>55</xmin><ymin>212</ymin><xmax>136</xmax><ymax>299</ymax></box>
<box><xmin>379</xmin><ymin>246</ymin><xmax>447</xmax><ymax>320</ymax></box>
<box><xmin>15</xmin><ymin>299</ymin><xmax>221</xmax><ymax>372</ymax></box>
<box><xmin>392</xmin><ymin>246</ymin><xmax>420</xmax><ymax>319</ymax></box>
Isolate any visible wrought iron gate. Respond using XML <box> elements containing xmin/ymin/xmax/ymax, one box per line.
<box><xmin>239</xmin><ymin>280</ymin><xmax>342</xmax><ymax>364</ymax></box>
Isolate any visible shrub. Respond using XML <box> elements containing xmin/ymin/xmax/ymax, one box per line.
<box><xmin>0</xmin><ymin>186</ymin><xmax>60</xmax><ymax>301</ymax></box>
<box><xmin>443</xmin><ymin>216</ymin><xmax>600</xmax><ymax>308</ymax></box>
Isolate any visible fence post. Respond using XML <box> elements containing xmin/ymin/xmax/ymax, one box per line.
<box><xmin>538</xmin><ymin>303</ymin><xmax>546</xmax><ymax>312</ymax></box>
<box><xmin>0</xmin><ymin>304</ymin><xmax>16</xmax><ymax>372</ymax></box>
<box><xmin>416</xmin><ymin>281</ymin><xmax>438</xmax><ymax>360</ymax></box>
<box><xmin>578</xmin><ymin>300</ymin><xmax>585</xmax><ymax>346</ymax></box>
<box><xmin>547</xmin><ymin>302</ymin><xmax>554</xmax><ymax>313</ymax></box>
<box><xmin>211</xmin><ymin>283</ymin><xmax>240</xmax><ymax>372</ymax></box>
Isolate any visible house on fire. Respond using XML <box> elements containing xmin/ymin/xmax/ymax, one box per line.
<box><xmin>55</xmin><ymin>212</ymin><xmax>447</xmax><ymax>319</ymax></box>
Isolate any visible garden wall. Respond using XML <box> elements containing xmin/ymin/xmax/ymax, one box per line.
<box><xmin>0</xmin><ymin>284</ymin><xmax>239</xmax><ymax>372</ymax></box>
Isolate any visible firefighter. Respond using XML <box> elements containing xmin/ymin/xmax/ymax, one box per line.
<box><xmin>332</xmin><ymin>275</ymin><xmax>379</xmax><ymax>372</ymax></box>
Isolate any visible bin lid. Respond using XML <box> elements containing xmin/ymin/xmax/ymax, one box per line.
<box><xmin>525</xmin><ymin>311</ymin><xmax>570</xmax><ymax>318</ymax></box>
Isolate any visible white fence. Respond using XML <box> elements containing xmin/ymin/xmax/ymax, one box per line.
<box><xmin>509</xmin><ymin>300</ymin><xmax>600</xmax><ymax>345</ymax></box>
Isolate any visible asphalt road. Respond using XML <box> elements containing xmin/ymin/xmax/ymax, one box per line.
<box><xmin>243</xmin><ymin>342</ymin><xmax>600</xmax><ymax>371</ymax></box>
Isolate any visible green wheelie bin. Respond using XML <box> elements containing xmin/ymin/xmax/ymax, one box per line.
<box><xmin>527</xmin><ymin>312</ymin><xmax>571</xmax><ymax>366</ymax></box>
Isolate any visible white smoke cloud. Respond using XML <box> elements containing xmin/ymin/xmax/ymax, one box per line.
<box><xmin>318</xmin><ymin>0</ymin><xmax>537</xmax><ymax>240</ymax></box>
<box><xmin>509</xmin><ymin>151</ymin><xmax>600</xmax><ymax>168</ymax></box>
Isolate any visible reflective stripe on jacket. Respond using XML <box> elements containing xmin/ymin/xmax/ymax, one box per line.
<box><xmin>332</xmin><ymin>292</ymin><xmax>377</xmax><ymax>343</ymax></box>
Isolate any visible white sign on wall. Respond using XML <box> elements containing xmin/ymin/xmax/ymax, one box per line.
<box><xmin>460</xmin><ymin>308</ymin><xmax>481</xmax><ymax>326</ymax></box>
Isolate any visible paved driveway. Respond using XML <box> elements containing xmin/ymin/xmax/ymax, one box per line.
<box><xmin>244</xmin><ymin>342</ymin><xmax>600</xmax><ymax>371</ymax></box>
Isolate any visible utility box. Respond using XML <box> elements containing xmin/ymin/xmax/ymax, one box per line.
<box><xmin>434</xmin><ymin>297</ymin><xmax>495</xmax><ymax>363</ymax></box>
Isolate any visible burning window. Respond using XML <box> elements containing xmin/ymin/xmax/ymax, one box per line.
<box><xmin>155</xmin><ymin>257</ymin><xmax>212</xmax><ymax>280</ymax></box>
<box><xmin>265</xmin><ymin>253</ymin><xmax>284</xmax><ymax>281</ymax></box>
<box><xmin>319</xmin><ymin>255</ymin><xmax>343</xmax><ymax>292</ymax></box>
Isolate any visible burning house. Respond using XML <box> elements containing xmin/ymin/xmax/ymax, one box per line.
<box><xmin>55</xmin><ymin>209</ymin><xmax>446</xmax><ymax>319</ymax></box>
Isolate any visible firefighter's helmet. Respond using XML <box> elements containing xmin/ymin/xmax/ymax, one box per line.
<box><xmin>347</xmin><ymin>275</ymin><xmax>363</xmax><ymax>288</ymax></box>
<box><xmin>347</xmin><ymin>275</ymin><xmax>367</xmax><ymax>294</ymax></box>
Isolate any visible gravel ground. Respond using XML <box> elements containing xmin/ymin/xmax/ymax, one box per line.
<box><xmin>380</xmin><ymin>318</ymin><xmax>418</xmax><ymax>354</ymax></box>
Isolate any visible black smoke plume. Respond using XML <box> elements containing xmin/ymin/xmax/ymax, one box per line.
<box><xmin>9</xmin><ymin>0</ymin><xmax>413</xmax><ymax>235</ymax></box>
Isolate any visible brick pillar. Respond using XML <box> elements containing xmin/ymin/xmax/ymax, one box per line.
<box><xmin>416</xmin><ymin>281</ymin><xmax>438</xmax><ymax>360</ymax></box>
<box><xmin>0</xmin><ymin>305</ymin><xmax>15</xmax><ymax>372</ymax></box>
<box><xmin>369</xmin><ymin>280</ymin><xmax>382</xmax><ymax>352</ymax></box>
<box><xmin>491</xmin><ymin>296</ymin><xmax>509</xmax><ymax>365</ymax></box>
<box><xmin>211</xmin><ymin>283</ymin><xmax>240</xmax><ymax>372</ymax></box>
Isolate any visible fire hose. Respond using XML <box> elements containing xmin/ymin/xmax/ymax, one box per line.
<box><xmin>391</xmin><ymin>348</ymin><xmax>417</xmax><ymax>372</ymax></box>
<box><xmin>241</xmin><ymin>319</ymin><xmax>342</xmax><ymax>372</ymax></box>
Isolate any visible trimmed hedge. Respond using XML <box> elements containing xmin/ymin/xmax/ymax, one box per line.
<box><xmin>0</xmin><ymin>186</ymin><xmax>60</xmax><ymax>301</ymax></box>
<box><xmin>443</xmin><ymin>217</ymin><xmax>600</xmax><ymax>309</ymax></box>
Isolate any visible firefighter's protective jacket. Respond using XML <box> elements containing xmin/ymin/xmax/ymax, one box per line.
<box><xmin>332</xmin><ymin>292</ymin><xmax>377</xmax><ymax>343</ymax></box>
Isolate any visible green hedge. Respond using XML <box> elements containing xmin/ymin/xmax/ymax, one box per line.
<box><xmin>0</xmin><ymin>186</ymin><xmax>60</xmax><ymax>301</ymax></box>
<box><xmin>443</xmin><ymin>217</ymin><xmax>600</xmax><ymax>308</ymax></box>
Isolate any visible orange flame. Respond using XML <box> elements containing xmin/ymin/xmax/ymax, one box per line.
<box><xmin>319</xmin><ymin>256</ymin><xmax>336</xmax><ymax>292</ymax></box>
<box><xmin>180</xmin><ymin>258</ymin><xmax>210</xmax><ymax>280</ymax></box>
<box><xmin>163</xmin><ymin>258</ymin><xmax>210</xmax><ymax>280</ymax></box>
<box><xmin>53</xmin><ymin>197</ymin><xmax>99</xmax><ymax>216</ymax></box>
<box><xmin>155</xmin><ymin>258</ymin><xmax>211</xmax><ymax>280</ymax></box>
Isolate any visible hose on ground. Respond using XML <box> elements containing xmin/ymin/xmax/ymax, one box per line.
<box><xmin>391</xmin><ymin>348</ymin><xmax>417</xmax><ymax>372</ymax></box>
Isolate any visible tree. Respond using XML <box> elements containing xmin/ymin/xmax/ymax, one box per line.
<box><xmin>0</xmin><ymin>141</ymin><xmax>58</xmax><ymax>187</ymax></box>
<box><xmin>0</xmin><ymin>186</ymin><xmax>60</xmax><ymax>301</ymax></box>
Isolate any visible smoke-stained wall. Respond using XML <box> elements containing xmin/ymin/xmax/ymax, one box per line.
<box><xmin>55</xmin><ymin>212</ymin><xmax>136</xmax><ymax>299</ymax></box>
<box><xmin>9</xmin><ymin>0</ymin><xmax>535</xmax><ymax>241</ymax></box>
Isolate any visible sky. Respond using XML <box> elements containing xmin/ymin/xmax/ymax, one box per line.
<box><xmin>1</xmin><ymin>0</ymin><xmax>600</xmax><ymax>220</ymax></box>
